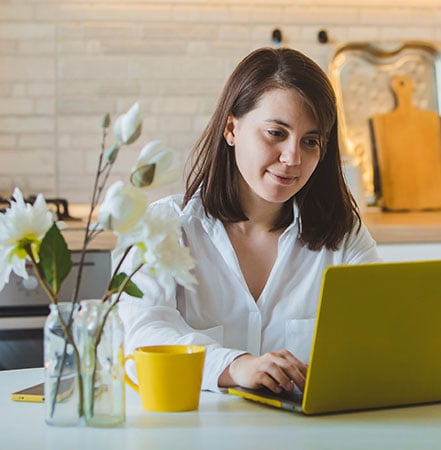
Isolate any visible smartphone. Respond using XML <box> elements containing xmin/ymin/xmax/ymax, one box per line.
<box><xmin>11</xmin><ymin>379</ymin><xmax>75</xmax><ymax>403</ymax></box>
<box><xmin>11</xmin><ymin>382</ymin><xmax>45</xmax><ymax>403</ymax></box>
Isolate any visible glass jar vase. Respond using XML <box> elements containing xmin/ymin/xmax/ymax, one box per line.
<box><xmin>75</xmin><ymin>299</ymin><xmax>125</xmax><ymax>427</ymax></box>
<box><xmin>44</xmin><ymin>302</ymin><xmax>82</xmax><ymax>427</ymax></box>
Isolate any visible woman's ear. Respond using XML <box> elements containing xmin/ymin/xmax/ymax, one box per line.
<box><xmin>223</xmin><ymin>114</ymin><xmax>236</xmax><ymax>147</ymax></box>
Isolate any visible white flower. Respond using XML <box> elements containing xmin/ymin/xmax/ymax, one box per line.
<box><xmin>130</xmin><ymin>140</ymin><xmax>180</xmax><ymax>189</ymax></box>
<box><xmin>98</xmin><ymin>181</ymin><xmax>148</xmax><ymax>234</ymax></box>
<box><xmin>0</xmin><ymin>188</ymin><xmax>53</xmax><ymax>291</ymax></box>
<box><xmin>113</xmin><ymin>102</ymin><xmax>142</xmax><ymax>146</ymax></box>
<box><xmin>0</xmin><ymin>103</ymin><xmax>198</xmax><ymax>422</ymax></box>
<box><xmin>118</xmin><ymin>207</ymin><xmax>196</xmax><ymax>296</ymax></box>
<box><xmin>0</xmin><ymin>103</ymin><xmax>196</xmax><ymax>311</ymax></box>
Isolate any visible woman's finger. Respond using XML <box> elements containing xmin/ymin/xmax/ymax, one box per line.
<box><xmin>257</xmin><ymin>352</ymin><xmax>306</xmax><ymax>392</ymax></box>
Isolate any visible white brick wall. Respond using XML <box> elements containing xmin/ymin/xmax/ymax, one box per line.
<box><xmin>0</xmin><ymin>0</ymin><xmax>440</xmax><ymax>202</ymax></box>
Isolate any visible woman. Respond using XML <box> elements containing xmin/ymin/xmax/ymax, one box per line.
<box><xmin>119</xmin><ymin>47</ymin><xmax>380</xmax><ymax>394</ymax></box>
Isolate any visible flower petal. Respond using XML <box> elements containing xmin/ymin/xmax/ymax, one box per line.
<box><xmin>0</xmin><ymin>187</ymin><xmax>53</xmax><ymax>292</ymax></box>
<box><xmin>98</xmin><ymin>181</ymin><xmax>148</xmax><ymax>234</ymax></box>
<box><xmin>113</xmin><ymin>102</ymin><xmax>142</xmax><ymax>145</ymax></box>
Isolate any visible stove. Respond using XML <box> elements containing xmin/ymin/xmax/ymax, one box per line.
<box><xmin>0</xmin><ymin>195</ymin><xmax>80</xmax><ymax>221</ymax></box>
<box><xmin>0</xmin><ymin>194</ymin><xmax>110</xmax><ymax>369</ymax></box>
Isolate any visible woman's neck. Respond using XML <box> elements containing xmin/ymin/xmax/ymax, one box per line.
<box><xmin>239</xmin><ymin>193</ymin><xmax>284</xmax><ymax>232</ymax></box>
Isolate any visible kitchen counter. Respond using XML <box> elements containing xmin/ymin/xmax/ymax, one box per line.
<box><xmin>62</xmin><ymin>226</ymin><xmax>116</xmax><ymax>251</ymax></box>
<box><xmin>362</xmin><ymin>208</ymin><xmax>441</xmax><ymax>243</ymax></box>
<box><xmin>61</xmin><ymin>204</ymin><xmax>116</xmax><ymax>251</ymax></box>
<box><xmin>63</xmin><ymin>204</ymin><xmax>441</xmax><ymax>250</ymax></box>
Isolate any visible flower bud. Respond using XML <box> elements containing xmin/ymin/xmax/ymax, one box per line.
<box><xmin>104</xmin><ymin>144</ymin><xmax>120</xmax><ymax>164</ymax></box>
<box><xmin>101</xmin><ymin>113</ymin><xmax>110</xmax><ymax>129</ymax></box>
<box><xmin>113</xmin><ymin>102</ymin><xmax>142</xmax><ymax>146</ymax></box>
<box><xmin>132</xmin><ymin>140</ymin><xmax>178</xmax><ymax>190</ymax></box>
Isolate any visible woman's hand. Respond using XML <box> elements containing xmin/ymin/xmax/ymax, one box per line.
<box><xmin>218</xmin><ymin>350</ymin><xmax>308</xmax><ymax>393</ymax></box>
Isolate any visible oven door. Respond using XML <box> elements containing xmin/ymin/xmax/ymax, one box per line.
<box><xmin>0</xmin><ymin>308</ymin><xmax>47</xmax><ymax>370</ymax></box>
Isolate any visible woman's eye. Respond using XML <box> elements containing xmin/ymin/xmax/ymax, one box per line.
<box><xmin>303</xmin><ymin>137</ymin><xmax>320</xmax><ymax>149</ymax></box>
<box><xmin>267</xmin><ymin>129</ymin><xmax>284</xmax><ymax>138</ymax></box>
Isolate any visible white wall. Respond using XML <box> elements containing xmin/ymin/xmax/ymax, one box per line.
<box><xmin>1</xmin><ymin>0</ymin><xmax>441</xmax><ymax>202</ymax></box>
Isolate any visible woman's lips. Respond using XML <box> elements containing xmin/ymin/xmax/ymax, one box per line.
<box><xmin>267</xmin><ymin>170</ymin><xmax>299</xmax><ymax>185</ymax></box>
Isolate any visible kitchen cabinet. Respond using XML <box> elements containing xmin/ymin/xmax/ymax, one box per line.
<box><xmin>376</xmin><ymin>242</ymin><xmax>441</xmax><ymax>262</ymax></box>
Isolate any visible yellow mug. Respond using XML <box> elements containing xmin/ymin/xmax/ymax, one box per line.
<box><xmin>124</xmin><ymin>345</ymin><xmax>206</xmax><ymax>412</ymax></box>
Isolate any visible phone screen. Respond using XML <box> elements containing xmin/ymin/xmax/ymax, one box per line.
<box><xmin>11</xmin><ymin>379</ymin><xmax>74</xmax><ymax>403</ymax></box>
<box><xmin>11</xmin><ymin>382</ymin><xmax>44</xmax><ymax>402</ymax></box>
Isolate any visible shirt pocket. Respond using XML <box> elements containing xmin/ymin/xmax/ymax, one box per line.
<box><xmin>285</xmin><ymin>318</ymin><xmax>316</xmax><ymax>364</ymax></box>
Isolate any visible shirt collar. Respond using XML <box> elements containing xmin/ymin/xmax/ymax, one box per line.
<box><xmin>181</xmin><ymin>191</ymin><xmax>299</xmax><ymax>234</ymax></box>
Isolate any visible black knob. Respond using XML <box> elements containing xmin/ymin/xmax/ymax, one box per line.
<box><xmin>318</xmin><ymin>29</ymin><xmax>329</xmax><ymax>44</ymax></box>
<box><xmin>272</xmin><ymin>28</ymin><xmax>282</xmax><ymax>45</ymax></box>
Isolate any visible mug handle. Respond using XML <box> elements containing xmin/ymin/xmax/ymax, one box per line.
<box><xmin>124</xmin><ymin>354</ymin><xmax>139</xmax><ymax>392</ymax></box>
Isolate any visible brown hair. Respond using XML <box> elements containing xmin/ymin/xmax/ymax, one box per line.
<box><xmin>183</xmin><ymin>47</ymin><xmax>360</xmax><ymax>251</ymax></box>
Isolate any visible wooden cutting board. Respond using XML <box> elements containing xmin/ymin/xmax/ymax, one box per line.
<box><xmin>371</xmin><ymin>74</ymin><xmax>441</xmax><ymax>211</ymax></box>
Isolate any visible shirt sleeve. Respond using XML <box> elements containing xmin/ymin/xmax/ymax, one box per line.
<box><xmin>118</xmin><ymin>262</ymin><xmax>246</xmax><ymax>392</ymax></box>
<box><xmin>342</xmin><ymin>221</ymin><xmax>382</xmax><ymax>264</ymax></box>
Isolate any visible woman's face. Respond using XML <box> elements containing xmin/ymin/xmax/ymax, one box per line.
<box><xmin>224</xmin><ymin>87</ymin><xmax>321</xmax><ymax>209</ymax></box>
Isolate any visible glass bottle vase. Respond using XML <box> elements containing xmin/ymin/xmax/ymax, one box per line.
<box><xmin>75</xmin><ymin>299</ymin><xmax>125</xmax><ymax>427</ymax></box>
<box><xmin>44</xmin><ymin>302</ymin><xmax>82</xmax><ymax>426</ymax></box>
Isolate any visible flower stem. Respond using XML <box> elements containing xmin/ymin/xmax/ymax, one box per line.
<box><xmin>72</xmin><ymin>126</ymin><xmax>113</xmax><ymax>304</ymax></box>
<box><xmin>25</xmin><ymin>245</ymin><xmax>84</xmax><ymax>419</ymax></box>
<box><xmin>61</xmin><ymin>121</ymin><xmax>116</xmax><ymax>422</ymax></box>
<box><xmin>88</xmin><ymin>261</ymin><xmax>143</xmax><ymax>417</ymax></box>
<box><xmin>51</xmin><ymin>303</ymin><xmax>84</xmax><ymax>419</ymax></box>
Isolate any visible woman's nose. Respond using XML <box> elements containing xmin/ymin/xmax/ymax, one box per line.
<box><xmin>279</xmin><ymin>142</ymin><xmax>301</xmax><ymax>166</ymax></box>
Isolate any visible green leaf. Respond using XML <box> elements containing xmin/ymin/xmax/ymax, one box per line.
<box><xmin>38</xmin><ymin>223</ymin><xmax>72</xmax><ymax>295</ymax></box>
<box><xmin>110</xmin><ymin>273</ymin><xmax>143</xmax><ymax>298</ymax></box>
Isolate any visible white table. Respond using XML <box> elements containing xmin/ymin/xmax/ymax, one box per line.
<box><xmin>1</xmin><ymin>368</ymin><xmax>441</xmax><ymax>450</ymax></box>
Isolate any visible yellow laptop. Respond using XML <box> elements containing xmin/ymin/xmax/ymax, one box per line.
<box><xmin>229</xmin><ymin>260</ymin><xmax>441</xmax><ymax>414</ymax></box>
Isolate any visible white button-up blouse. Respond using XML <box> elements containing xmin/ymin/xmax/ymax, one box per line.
<box><xmin>119</xmin><ymin>193</ymin><xmax>381</xmax><ymax>391</ymax></box>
